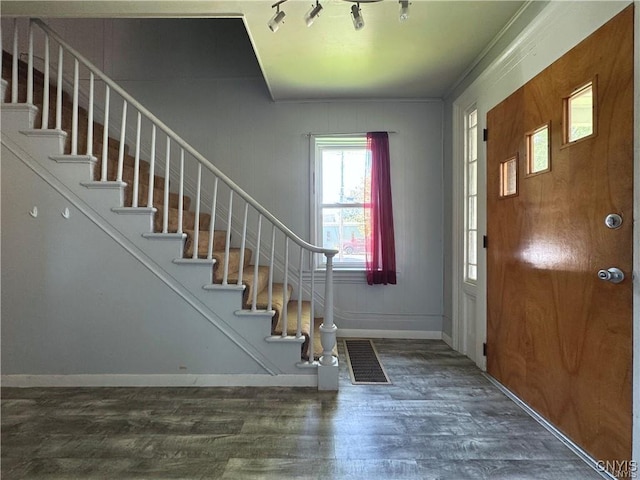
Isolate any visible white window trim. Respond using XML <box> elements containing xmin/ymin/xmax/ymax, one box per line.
<box><xmin>309</xmin><ymin>134</ymin><xmax>369</xmax><ymax>273</ymax></box>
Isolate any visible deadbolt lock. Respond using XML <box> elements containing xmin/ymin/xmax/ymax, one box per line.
<box><xmin>605</xmin><ymin>213</ymin><xmax>623</xmax><ymax>229</ymax></box>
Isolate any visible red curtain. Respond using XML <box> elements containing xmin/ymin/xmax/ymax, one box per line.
<box><xmin>365</xmin><ymin>132</ymin><xmax>396</xmax><ymax>285</ymax></box>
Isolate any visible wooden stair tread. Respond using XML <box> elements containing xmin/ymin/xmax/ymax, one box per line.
<box><xmin>183</xmin><ymin>229</ymin><xmax>227</xmax><ymax>258</ymax></box>
<box><xmin>212</xmin><ymin>248</ymin><xmax>251</xmax><ymax>282</ymax></box>
<box><xmin>227</xmin><ymin>265</ymin><xmax>270</xmax><ymax>309</ymax></box>
<box><xmin>125</xmin><ymin>184</ymin><xmax>190</xmax><ymax>210</ymax></box>
<box><xmin>272</xmin><ymin>300</ymin><xmax>330</xmax><ymax>360</ymax></box>
<box><xmin>256</xmin><ymin>283</ymin><xmax>293</xmax><ymax>329</ymax></box>
<box><xmin>154</xmin><ymin>206</ymin><xmax>211</xmax><ymax>233</ymax></box>
<box><xmin>256</xmin><ymin>282</ymin><xmax>292</xmax><ymax>310</ymax></box>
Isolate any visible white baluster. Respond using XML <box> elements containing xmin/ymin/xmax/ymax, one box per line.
<box><xmin>86</xmin><ymin>72</ymin><xmax>94</xmax><ymax>155</ymax></box>
<box><xmin>267</xmin><ymin>226</ymin><xmax>276</xmax><ymax>311</ymax></box>
<box><xmin>222</xmin><ymin>191</ymin><xmax>233</xmax><ymax>285</ymax></box>
<box><xmin>116</xmin><ymin>99</ymin><xmax>127</xmax><ymax>181</ymax></box>
<box><xmin>297</xmin><ymin>247</ymin><xmax>303</xmax><ymax>338</ymax></box>
<box><xmin>207</xmin><ymin>177</ymin><xmax>219</xmax><ymax>259</ymax></box>
<box><xmin>309</xmin><ymin>254</ymin><xmax>316</xmax><ymax>363</ymax></box>
<box><xmin>132</xmin><ymin>112</ymin><xmax>141</xmax><ymax>207</ymax></box>
<box><xmin>192</xmin><ymin>164</ymin><xmax>202</xmax><ymax>258</ymax></box>
<box><xmin>71</xmin><ymin>59</ymin><xmax>79</xmax><ymax>155</ymax></box>
<box><xmin>162</xmin><ymin>137</ymin><xmax>170</xmax><ymax>233</ymax></box>
<box><xmin>27</xmin><ymin>24</ymin><xmax>33</xmax><ymax>105</ymax></box>
<box><xmin>100</xmin><ymin>85</ymin><xmax>110</xmax><ymax>181</ymax></box>
<box><xmin>237</xmin><ymin>204</ymin><xmax>249</xmax><ymax>286</ymax></box>
<box><xmin>41</xmin><ymin>33</ymin><xmax>50</xmax><ymax>129</ymax></box>
<box><xmin>281</xmin><ymin>238</ymin><xmax>289</xmax><ymax>337</ymax></box>
<box><xmin>177</xmin><ymin>149</ymin><xmax>184</xmax><ymax>233</ymax></box>
<box><xmin>55</xmin><ymin>46</ymin><xmax>63</xmax><ymax>131</ymax></box>
<box><xmin>251</xmin><ymin>215</ymin><xmax>263</xmax><ymax>311</ymax></box>
<box><xmin>320</xmin><ymin>254</ymin><xmax>337</xmax><ymax>367</ymax></box>
<box><xmin>11</xmin><ymin>19</ymin><xmax>18</xmax><ymax>103</ymax></box>
<box><xmin>147</xmin><ymin>125</ymin><xmax>156</xmax><ymax>207</ymax></box>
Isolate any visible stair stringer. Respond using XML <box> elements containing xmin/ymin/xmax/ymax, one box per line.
<box><xmin>1</xmin><ymin>110</ymin><xmax>317</xmax><ymax>383</ymax></box>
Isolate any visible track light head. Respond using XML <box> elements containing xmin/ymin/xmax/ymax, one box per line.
<box><xmin>305</xmin><ymin>1</ymin><xmax>323</xmax><ymax>27</ymax></box>
<box><xmin>399</xmin><ymin>0</ymin><xmax>410</xmax><ymax>21</ymax></box>
<box><xmin>351</xmin><ymin>3</ymin><xmax>365</xmax><ymax>31</ymax></box>
<box><xmin>268</xmin><ymin>0</ymin><xmax>287</xmax><ymax>32</ymax></box>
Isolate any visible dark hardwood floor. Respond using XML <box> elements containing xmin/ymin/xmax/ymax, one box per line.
<box><xmin>1</xmin><ymin>339</ymin><xmax>603</xmax><ymax>479</ymax></box>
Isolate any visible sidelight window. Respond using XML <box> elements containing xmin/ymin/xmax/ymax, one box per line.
<box><xmin>464</xmin><ymin>108</ymin><xmax>478</xmax><ymax>282</ymax></box>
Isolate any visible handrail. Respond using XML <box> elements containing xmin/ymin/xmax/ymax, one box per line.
<box><xmin>31</xmin><ymin>18</ymin><xmax>338</xmax><ymax>258</ymax></box>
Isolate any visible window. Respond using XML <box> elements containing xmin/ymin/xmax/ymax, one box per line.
<box><xmin>312</xmin><ymin>135</ymin><xmax>369</xmax><ymax>269</ymax></box>
<box><xmin>500</xmin><ymin>156</ymin><xmax>518</xmax><ymax>198</ymax></box>
<box><xmin>464</xmin><ymin>108</ymin><xmax>478</xmax><ymax>283</ymax></box>
<box><xmin>563</xmin><ymin>80</ymin><xmax>596</xmax><ymax>144</ymax></box>
<box><xmin>526</xmin><ymin>124</ymin><xmax>550</xmax><ymax>175</ymax></box>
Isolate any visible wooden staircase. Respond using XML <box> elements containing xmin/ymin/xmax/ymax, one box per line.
<box><xmin>2</xmin><ymin>48</ymin><xmax>329</xmax><ymax>364</ymax></box>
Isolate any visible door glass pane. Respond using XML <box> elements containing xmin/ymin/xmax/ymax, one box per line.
<box><xmin>528</xmin><ymin>125</ymin><xmax>549</xmax><ymax>174</ymax></box>
<box><xmin>568</xmin><ymin>83</ymin><xmax>594</xmax><ymax>142</ymax></box>
<box><xmin>500</xmin><ymin>157</ymin><xmax>517</xmax><ymax>197</ymax></box>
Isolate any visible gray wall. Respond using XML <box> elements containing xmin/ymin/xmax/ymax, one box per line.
<box><xmin>1</xmin><ymin>144</ymin><xmax>271</xmax><ymax>375</ymax></box>
<box><xmin>2</xmin><ymin>17</ymin><xmax>445</xmax><ymax>335</ymax></box>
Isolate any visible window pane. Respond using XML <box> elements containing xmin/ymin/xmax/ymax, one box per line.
<box><xmin>468</xmin><ymin>196</ymin><xmax>477</xmax><ymax>230</ymax></box>
<box><xmin>467</xmin><ymin>265</ymin><xmax>477</xmax><ymax>281</ymax></box>
<box><xmin>469</xmin><ymin>124</ymin><xmax>477</xmax><ymax>161</ymax></box>
<box><xmin>568</xmin><ymin>83</ymin><xmax>593</xmax><ymax>142</ymax></box>
<box><xmin>321</xmin><ymin>149</ymin><xmax>367</xmax><ymax>204</ymax></box>
<box><xmin>500</xmin><ymin>157</ymin><xmax>517</xmax><ymax>197</ymax></box>
<box><xmin>468</xmin><ymin>231</ymin><xmax>477</xmax><ymax>265</ymax></box>
<box><xmin>527</xmin><ymin>125</ymin><xmax>549</xmax><ymax>174</ymax></box>
<box><xmin>468</xmin><ymin>160</ymin><xmax>477</xmax><ymax>196</ymax></box>
<box><xmin>321</xmin><ymin>207</ymin><xmax>366</xmax><ymax>265</ymax></box>
<box><xmin>469</xmin><ymin>110</ymin><xmax>477</xmax><ymax>127</ymax></box>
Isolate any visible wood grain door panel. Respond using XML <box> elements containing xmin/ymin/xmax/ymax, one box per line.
<box><xmin>486</xmin><ymin>6</ymin><xmax>633</xmax><ymax>466</ymax></box>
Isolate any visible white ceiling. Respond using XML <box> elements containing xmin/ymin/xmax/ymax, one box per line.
<box><xmin>3</xmin><ymin>0</ymin><xmax>527</xmax><ymax>101</ymax></box>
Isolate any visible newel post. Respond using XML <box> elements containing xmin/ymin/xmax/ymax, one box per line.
<box><xmin>318</xmin><ymin>253</ymin><xmax>339</xmax><ymax>390</ymax></box>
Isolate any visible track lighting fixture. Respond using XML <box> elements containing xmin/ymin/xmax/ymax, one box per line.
<box><xmin>305</xmin><ymin>1</ymin><xmax>323</xmax><ymax>27</ymax></box>
<box><xmin>351</xmin><ymin>3</ymin><xmax>365</xmax><ymax>31</ymax></box>
<box><xmin>399</xmin><ymin>0</ymin><xmax>410</xmax><ymax>22</ymax></box>
<box><xmin>267</xmin><ymin>0</ymin><xmax>404</xmax><ymax>32</ymax></box>
<box><xmin>268</xmin><ymin>0</ymin><xmax>287</xmax><ymax>33</ymax></box>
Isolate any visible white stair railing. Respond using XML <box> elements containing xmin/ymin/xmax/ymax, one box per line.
<box><xmin>3</xmin><ymin>18</ymin><xmax>339</xmax><ymax>380</ymax></box>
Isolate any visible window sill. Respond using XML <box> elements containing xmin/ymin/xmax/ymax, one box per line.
<box><xmin>303</xmin><ymin>269</ymin><xmax>367</xmax><ymax>284</ymax></box>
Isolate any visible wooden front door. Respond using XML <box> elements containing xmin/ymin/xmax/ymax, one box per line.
<box><xmin>486</xmin><ymin>6</ymin><xmax>634</xmax><ymax>466</ymax></box>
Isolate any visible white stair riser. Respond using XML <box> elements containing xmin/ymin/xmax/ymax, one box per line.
<box><xmin>1</xmin><ymin>104</ymin><xmax>38</xmax><ymax>132</ymax></box>
<box><xmin>20</xmin><ymin>129</ymin><xmax>67</xmax><ymax>155</ymax></box>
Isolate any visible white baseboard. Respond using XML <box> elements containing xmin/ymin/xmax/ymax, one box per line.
<box><xmin>442</xmin><ymin>332</ymin><xmax>453</xmax><ymax>347</ymax></box>
<box><xmin>1</xmin><ymin>374</ymin><xmax>317</xmax><ymax>388</ymax></box>
<box><xmin>483</xmin><ymin>373</ymin><xmax>614</xmax><ymax>480</ymax></box>
<box><xmin>337</xmin><ymin>329</ymin><xmax>443</xmax><ymax>340</ymax></box>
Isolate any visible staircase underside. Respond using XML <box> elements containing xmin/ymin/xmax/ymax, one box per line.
<box><xmin>1</xmin><ymin>44</ymin><xmax>338</xmax><ymax>388</ymax></box>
